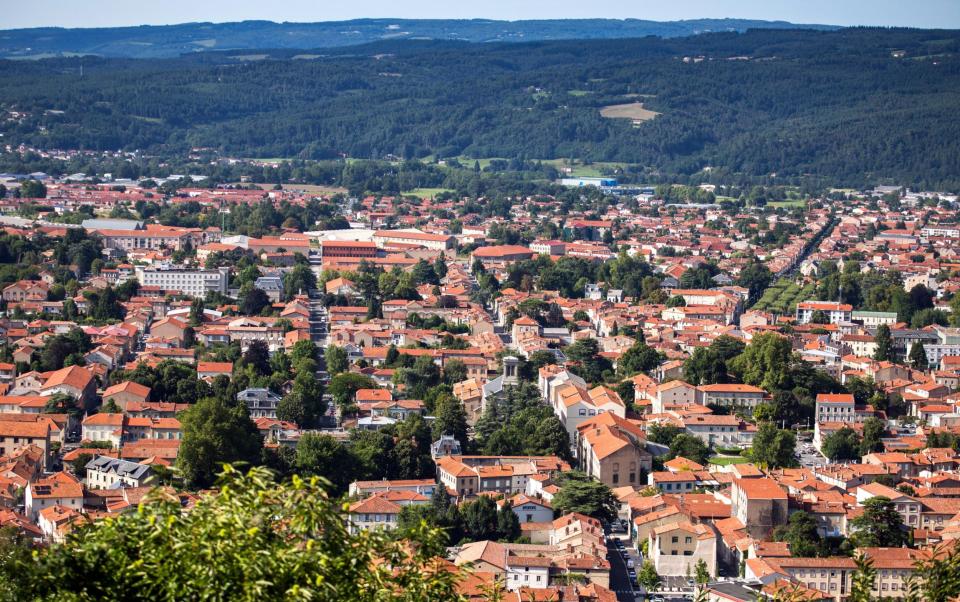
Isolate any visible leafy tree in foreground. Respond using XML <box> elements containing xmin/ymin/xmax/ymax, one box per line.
<box><xmin>0</xmin><ymin>466</ymin><xmax>461</xmax><ymax>601</ymax></box>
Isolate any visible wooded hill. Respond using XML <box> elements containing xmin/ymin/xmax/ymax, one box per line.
<box><xmin>1</xmin><ymin>27</ymin><xmax>959</xmax><ymax>189</ymax></box>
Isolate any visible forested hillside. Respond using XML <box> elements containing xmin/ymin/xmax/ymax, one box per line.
<box><xmin>2</xmin><ymin>28</ymin><xmax>960</xmax><ymax>189</ymax></box>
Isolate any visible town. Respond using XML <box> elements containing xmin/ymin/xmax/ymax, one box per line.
<box><xmin>0</xmin><ymin>167</ymin><xmax>957</xmax><ymax>602</ymax></box>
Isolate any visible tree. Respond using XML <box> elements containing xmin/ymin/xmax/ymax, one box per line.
<box><xmin>849</xmin><ymin>553</ymin><xmax>878</xmax><ymax>602</ymax></box>
<box><xmin>737</xmin><ymin>262</ymin><xmax>772</xmax><ymax>302</ymax></box>
<box><xmin>850</xmin><ymin>496</ymin><xmax>907</xmax><ymax>548</ymax></box>
<box><xmin>729</xmin><ymin>332</ymin><xmax>793</xmax><ymax>391</ymax></box>
<box><xmin>874</xmin><ymin>324</ymin><xmax>892</xmax><ymax>361</ymax></box>
<box><xmin>860</xmin><ymin>417</ymin><xmax>886</xmax><ymax>455</ymax></box>
<box><xmin>821</xmin><ymin>426</ymin><xmax>862</xmax><ymax>462</ymax></box>
<box><xmin>772</xmin><ymin>511</ymin><xmax>823</xmax><ymax>558</ymax></box>
<box><xmin>442</xmin><ymin>359</ymin><xmax>468</xmax><ymax>385</ymax></box>
<box><xmin>101</xmin><ymin>399</ymin><xmax>122</xmax><ymax>414</ymax></box>
<box><xmin>668</xmin><ymin>434</ymin><xmax>710</xmax><ymax>466</ymax></box>
<box><xmin>432</xmin><ymin>394</ymin><xmax>468</xmax><ymax>446</ymax></box>
<box><xmin>809</xmin><ymin>310</ymin><xmax>830</xmax><ymax>324</ymax></box>
<box><xmin>461</xmin><ymin>496</ymin><xmax>501</xmax><ymax>541</ymax></box>
<box><xmin>69</xmin><ymin>452</ymin><xmax>94</xmax><ymax>476</ymax></box>
<box><xmin>694</xmin><ymin>558</ymin><xmax>710</xmax><ymax>585</ymax></box>
<box><xmin>324</xmin><ymin>345</ymin><xmax>348</xmax><ymax>376</ymax></box>
<box><xmin>239</xmin><ymin>340</ymin><xmax>271</xmax><ymax>376</ymax></box>
<box><xmin>240</xmin><ymin>287</ymin><xmax>271</xmax><ymax>316</ymax></box>
<box><xmin>20</xmin><ymin>179</ymin><xmax>46</xmax><ymax>199</ymax></box>
<box><xmin>637</xmin><ymin>561</ymin><xmax>661</xmax><ymax>592</ymax></box>
<box><xmin>0</xmin><ymin>466</ymin><xmax>461</xmax><ymax>601</ymax></box>
<box><xmin>293</xmin><ymin>433</ymin><xmax>355</xmax><ymax>494</ymax></box>
<box><xmin>327</xmin><ymin>372</ymin><xmax>376</xmax><ymax>407</ymax></box>
<box><xmin>909</xmin><ymin>341</ymin><xmax>928</xmax><ymax>370</ymax></box>
<box><xmin>750</xmin><ymin>423</ymin><xmax>797</xmax><ymax>469</ymax></box>
<box><xmin>646</xmin><ymin>424</ymin><xmax>683</xmax><ymax>445</ymax></box>
<box><xmin>290</xmin><ymin>339</ymin><xmax>319</xmax><ymax>366</ymax></box>
<box><xmin>617</xmin><ymin>340</ymin><xmax>661</xmax><ymax>377</ymax></box>
<box><xmin>565</xmin><ymin>338</ymin><xmax>611</xmax><ymax>384</ymax></box>
<box><xmin>283</xmin><ymin>264</ymin><xmax>317</xmax><ymax>300</ymax></box>
<box><xmin>177</xmin><ymin>397</ymin><xmax>263</xmax><ymax>488</ymax></box>
<box><xmin>278</xmin><ymin>371</ymin><xmax>326</xmax><ymax>427</ymax></box>
<box><xmin>551</xmin><ymin>472</ymin><xmax>619</xmax><ymax>522</ymax></box>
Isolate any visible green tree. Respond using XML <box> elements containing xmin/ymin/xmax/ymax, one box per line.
<box><xmin>821</xmin><ymin>426</ymin><xmax>862</xmax><ymax>462</ymax></box>
<box><xmin>668</xmin><ymin>434</ymin><xmax>710</xmax><ymax>465</ymax></box>
<box><xmin>617</xmin><ymin>340</ymin><xmax>661</xmax><ymax>377</ymax></box>
<box><xmin>849</xmin><ymin>553</ymin><xmax>877</xmax><ymax>602</ymax></box>
<box><xmin>432</xmin><ymin>394</ymin><xmax>468</xmax><ymax>446</ymax></box>
<box><xmin>177</xmin><ymin>397</ymin><xmax>263</xmax><ymax>488</ymax></box>
<box><xmin>874</xmin><ymin>324</ymin><xmax>893</xmax><ymax>362</ymax></box>
<box><xmin>637</xmin><ymin>561</ymin><xmax>661</xmax><ymax>592</ymax></box>
<box><xmin>283</xmin><ymin>263</ymin><xmax>317</xmax><ymax>300</ymax></box>
<box><xmin>327</xmin><ymin>372</ymin><xmax>377</xmax><ymax>407</ymax></box>
<box><xmin>909</xmin><ymin>341</ymin><xmax>928</xmax><ymax>370</ymax></box>
<box><xmin>0</xmin><ymin>466</ymin><xmax>461</xmax><ymax>601</ymax></box>
<box><xmin>850</xmin><ymin>496</ymin><xmax>907</xmax><ymax>548</ymax></box>
<box><xmin>551</xmin><ymin>472</ymin><xmax>619</xmax><ymax>522</ymax></box>
<box><xmin>240</xmin><ymin>286</ymin><xmax>271</xmax><ymax>316</ymax></box>
<box><xmin>324</xmin><ymin>344</ymin><xmax>349</xmax><ymax>376</ymax></box>
<box><xmin>728</xmin><ymin>332</ymin><xmax>793</xmax><ymax>391</ymax></box>
<box><xmin>772</xmin><ymin>511</ymin><xmax>823</xmax><ymax>558</ymax></box>
<box><xmin>442</xmin><ymin>359</ymin><xmax>468</xmax><ymax>385</ymax></box>
<box><xmin>694</xmin><ymin>558</ymin><xmax>710</xmax><ymax>585</ymax></box>
<box><xmin>860</xmin><ymin>417</ymin><xmax>886</xmax><ymax>455</ymax></box>
<box><xmin>749</xmin><ymin>423</ymin><xmax>798</xmax><ymax>469</ymax></box>
<box><xmin>294</xmin><ymin>433</ymin><xmax>355</xmax><ymax>494</ymax></box>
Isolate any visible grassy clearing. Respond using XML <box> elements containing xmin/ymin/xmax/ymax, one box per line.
<box><xmin>599</xmin><ymin>102</ymin><xmax>660</xmax><ymax>122</ymax></box>
<box><xmin>567</xmin><ymin>90</ymin><xmax>592</xmax><ymax>97</ymax></box>
<box><xmin>403</xmin><ymin>187</ymin><xmax>454</xmax><ymax>198</ymax></box>
<box><xmin>768</xmin><ymin>200</ymin><xmax>807</xmax><ymax>208</ymax></box>
<box><xmin>708</xmin><ymin>455</ymin><xmax>750</xmax><ymax>466</ymax></box>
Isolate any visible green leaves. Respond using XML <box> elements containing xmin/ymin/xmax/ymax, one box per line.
<box><xmin>1</xmin><ymin>466</ymin><xmax>463</xmax><ymax>601</ymax></box>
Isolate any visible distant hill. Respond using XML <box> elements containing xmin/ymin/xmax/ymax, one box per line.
<box><xmin>0</xmin><ymin>18</ymin><xmax>839</xmax><ymax>59</ymax></box>
<box><xmin>2</xmin><ymin>28</ymin><xmax>959</xmax><ymax>189</ymax></box>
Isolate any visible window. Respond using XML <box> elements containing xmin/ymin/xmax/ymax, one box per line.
<box><xmin>671</xmin><ymin>536</ymin><xmax>678</xmax><ymax>543</ymax></box>
<box><xmin>685</xmin><ymin>537</ymin><xmax>692</xmax><ymax>544</ymax></box>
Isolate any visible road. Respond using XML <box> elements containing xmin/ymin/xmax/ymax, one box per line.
<box><xmin>605</xmin><ymin>531</ymin><xmax>640</xmax><ymax>601</ymax></box>
<box><xmin>796</xmin><ymin>440</ymin><xmax>827</xmax><ymax>468</ymax></box>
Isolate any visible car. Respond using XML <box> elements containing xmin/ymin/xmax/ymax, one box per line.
<box><xmin>651</xmin><ymin>597</ymin><xmax>664</xmax><ymax>602</ymax></box>
<box><xmin>627</xmin><ymin>559</ymin><xmax>635</xmax><ymax>569</ymax></box>
<box><xmin>614</xmin><ymin>539</ymin><xmax>624</xmax><ymax>548</ymax></box>
<box><xmin>628</xmin><ymin>569</ymin><xmax>637</xmax><ymax>580</ymax></box>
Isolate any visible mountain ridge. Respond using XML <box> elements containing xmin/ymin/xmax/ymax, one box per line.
<box><xmin>0</xmin><ymin>18</ymin><xmax>840</xmax><ymax>59</ymax></box>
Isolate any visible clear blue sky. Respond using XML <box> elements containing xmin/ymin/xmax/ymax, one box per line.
<box><xmin>7</xmin><ymin>0</ymin><xmax>960</xmax><ymax>29</ymax></box>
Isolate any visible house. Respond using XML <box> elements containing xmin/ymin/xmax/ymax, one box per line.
<box><xmin>0</xmin><ymin>419</ymin><xmax>52</xmax><ymax>468</ymax></box>
<box><xmin>84</xmin><ymin>455</ymin><xmax>154</xmax><ymax>489</ymax></box>
<box><xmin>856</xmin><ymin>482</ymin><xmax>921</xmax><ymax>529</ymax></box>
<box><xmin>102</xmin><ymin>381</ymin><xmax>151</xmax><ymax>411</ymax></box>
<box><xmin>498</xmin><ymin>494</ymin><xmax>553</xmax><ymax>524</ymax></box>
<box><xmin>37</xmin><ymin>505</ymin><xmax>83</xmax><ymax>543</ymax></box>
<box><xmin>731</xmin><ymin>477</ymin><xmax>788</xmax><ymax>539</ymax></box>
<box><xmin>39</xmin><ymin>365</ymin><xmax>96</xmax><ymax>410</ymax></box>
<box><xmin>237</xmin><ymin>388</ymin><xmax>282</xmax><ymax>419</ymax></box>
<box><xmin>697</xmin><ymin>383</ymin><xmax>767</xmax><ymax>410</ymax></box>
<box><xmin>197</xmin><ymin>362</ymin><xmax>233</xmax><ymax>381</ymax></box>
<box><xmin>795</xmin><ymin>301</ymin><xmax>853</xmax><ymax>325</ymax></box>
<box><xmin>649</xmin><ymin>521</ymin><xmax>717</xmax><ymax>578</ymax></box>
<box><xmin>346</xmin><ymin>490</ymin><xmax>429</xmax><ymax>534</ymax></box>
<box><xmin>576</xmin><ymin>412</ymin><xmax>652</xmax><ymax>488</ymax></box>
<box><xmin>25</xmin><ymin>471</ymin><xmax>84</xmax><ymax>521</ymax></box>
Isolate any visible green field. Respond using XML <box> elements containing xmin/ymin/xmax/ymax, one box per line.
<box><xmin>768</xmin><ymin>199</ymin><xmax>808</xmax><ymax>208</ymax></box>
<box><xmin>708</xmin><ymin>455</ymin><xmax>750</xmax><ymax>466</ymax></box>
<box><xmin>753</xmin><ymin>278</ymin><xmax>816</xmax><ymax>314</ymax></box>
<box><xmin>404</xmin><ymin>187</ymin><xmax>454</xmax><ymax>198</ymax></box>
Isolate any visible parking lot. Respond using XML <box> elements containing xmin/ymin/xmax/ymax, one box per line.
<box><xmin>796</xmin><ymin>440</ymin><xmax>827</xmax><ymax>467</ymax></box>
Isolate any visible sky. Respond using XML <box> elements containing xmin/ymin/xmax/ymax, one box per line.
<box><xmin>5</xmin><ymin>0</ymin><xmax>960</xmax><ymax>29</ymax></box>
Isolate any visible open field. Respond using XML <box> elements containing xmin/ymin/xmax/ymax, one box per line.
<box><xmin>403</xmin><ymin>187</ymin><xmax>454</xmax><ymax>198</ymax></box>
<box><xmin>599</xmin><ymin>102</ymin><xmax>660</xmax><ymax>122</ymax></box>
<box><xmin>255</xmin><ymin>183</ymin><xmax>347</xmax><ymax>195</ymax></box>
<box><xmin>708</xmin><ymin>455</ymin><xmax>750</xmax><ymax>466</ymax></box>
<box><xmin>768</xmin><ymin>199</ymin><xmax>807</xmax><ymax>208</ymax></box>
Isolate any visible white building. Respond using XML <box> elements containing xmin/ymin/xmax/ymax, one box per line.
<box><xmin>135</xmin><ymin>265</ymin><xmax>230</xmax><ymax>297</ymax></box>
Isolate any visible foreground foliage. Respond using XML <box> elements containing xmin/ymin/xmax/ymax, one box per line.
<box><xmin>0</xmin><ymin>466</ymin><xmax>462</xmax><ymax>601</ymax></box>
